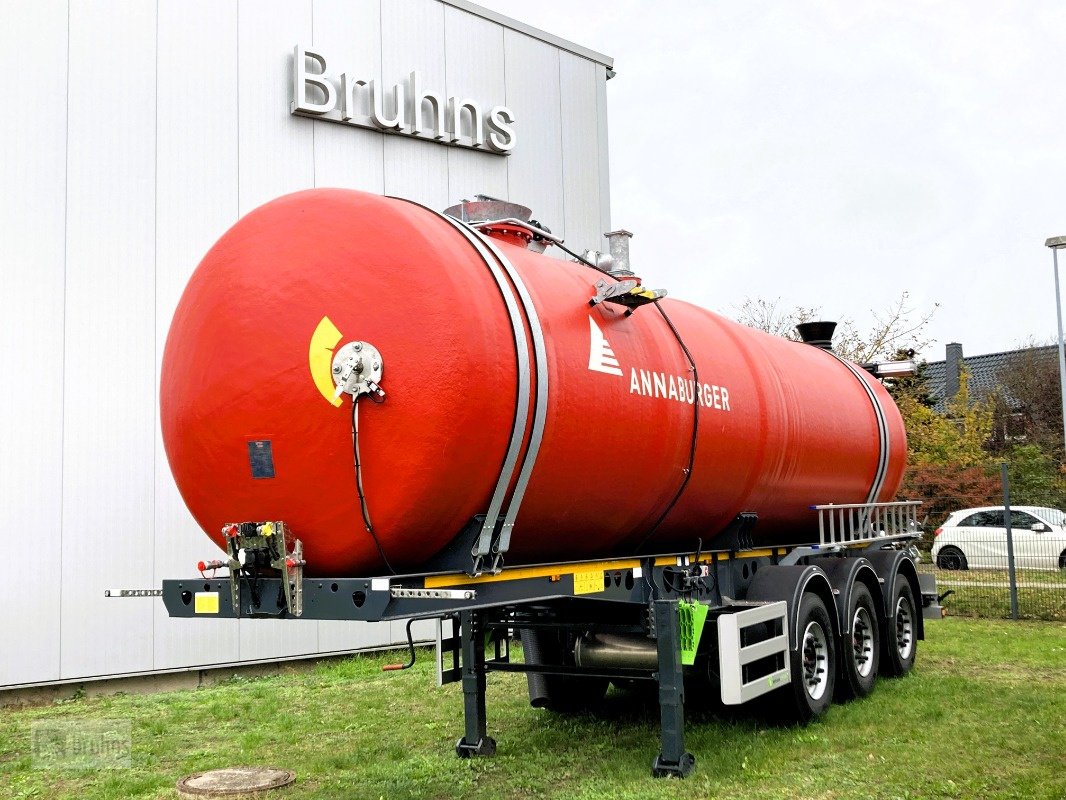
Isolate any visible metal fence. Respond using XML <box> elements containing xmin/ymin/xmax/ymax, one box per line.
<box><xmin>914</xmin><ymin>465</ymin><xmax>1066</xmax><ymax>621</ymax></box>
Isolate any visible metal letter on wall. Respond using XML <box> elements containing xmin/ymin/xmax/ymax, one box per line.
<box><xmin>291</xmin><ymin>46</ymin><xmax>337</xmax><ymax>115</ymax></box>
<box><xmin>290</xmin><ymin>45</ymin><xmax>516</xmax><ymax>155</ymax></box>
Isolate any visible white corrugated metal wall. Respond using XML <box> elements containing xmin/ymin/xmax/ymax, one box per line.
<box><xmin>0</xmin><ymin>0</ymin><xmax>611</xmax><ymax>688</ymax></box>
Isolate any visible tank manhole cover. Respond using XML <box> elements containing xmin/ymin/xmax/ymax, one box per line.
<box><xmin>176</xmin><ymin>767</ymin><xmax>295</xmax><ymax>798</ymax></box>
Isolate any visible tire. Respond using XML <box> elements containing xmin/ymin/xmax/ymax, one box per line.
<box><xmin>776</xmin><ymin>592</ymin><xmax>836</xmax><ymax>724</ymax></box>
<box><xmin>836</xmin><ymin>582</ymin><xmax>880</xmax><ymax>701</ymax></box>
<box><xmin>1058</xmin><ymin>550</ymin><xmax>1066</xmax><ymax>570</ymax></box>
<box><xmin>882</xmin><ymin>575</ymin><xmax>918</xmax><ymax>677</ymax></box>
<box><xmin>936</xmin><ymin>546</ymin><xmax>968</xmax><ymax>571</ymax></box>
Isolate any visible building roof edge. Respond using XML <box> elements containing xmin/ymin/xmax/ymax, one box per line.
<box><xmin>440</xmin><ymin>0</ymin><xmax>615</xmax><ymax>70</ymax></box>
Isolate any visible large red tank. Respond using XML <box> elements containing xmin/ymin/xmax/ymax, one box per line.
<box><xmin>161</xmin><ymin>189</ymin><xmax>906</xmax><ymax>576</ymax></box>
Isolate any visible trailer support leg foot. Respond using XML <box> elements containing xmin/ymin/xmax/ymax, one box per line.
<box><xmin>455</xmin><ymin>737</ymin><xmax>497</xmax><ymax>758</ymax></box>
<box><xmin>652</xmin><ymin>752</ymin><xmax>695</xmax><ymax>778</ymax></box>
<box><xmin>456</xmin><ymin>610</ymin><xmax>495</xmax><ymax>759</ymax></box>
<box><xmin>652</xmin><ymin>599</ymin><xmax>695</xmax><ymax>778</ymax></box>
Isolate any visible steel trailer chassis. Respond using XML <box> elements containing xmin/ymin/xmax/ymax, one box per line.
<box><xmin>161</xmin><ymin>527</ymin><xmax>940</xmax><ymax>779</ymax></box>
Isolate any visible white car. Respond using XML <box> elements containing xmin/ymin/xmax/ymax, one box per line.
<box><xmin>932</xmin><ymin>506</ymin><xmax>1066</xmax><ymax>571</ymax></box>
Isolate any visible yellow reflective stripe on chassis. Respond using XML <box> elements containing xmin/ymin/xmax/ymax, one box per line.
<box><xmin>422</xmin><ymin>549</ymin><xmax>781</xmax><ymax>589</ymax></box>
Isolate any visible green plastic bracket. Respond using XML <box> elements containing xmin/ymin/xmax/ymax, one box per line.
<box><xmin>678</xmin><ymin>600</ymin><xmax>709</xmax><ymax>666</ymax></box>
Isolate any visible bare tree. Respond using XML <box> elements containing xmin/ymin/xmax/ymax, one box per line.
<box><xmin>986</xmin><ymin>339</ymin><xmax>1062</xmax><ymax>457</ymax></box>
<box><xmin>732</xmin><ymin>291</ymin><xmax>938</xmax><ymax>363</ymax></box>
<box><xmin>732</xmin><ymin>297</ymin><xmax>821</xmax><ymax>340</ymax></box>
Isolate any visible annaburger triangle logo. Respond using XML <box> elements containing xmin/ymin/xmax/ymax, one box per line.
<box><xmin>587</xmin><ymin>316</ymin><xmax>624</xmax><ymax>376</ymax></box>
<box><xmin>587</xmin><ymin>314</ymin><xmax>733</xmax><ymax>411</ymax></box>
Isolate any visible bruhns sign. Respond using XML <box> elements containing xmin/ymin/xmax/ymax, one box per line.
<box><xmin>290</xmin><ymin>46</ymin><xmax>516</xmax><ymax>154</ymax></box>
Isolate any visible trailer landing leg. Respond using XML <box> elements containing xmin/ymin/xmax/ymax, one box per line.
<box><xmin>652</xmin><ymin>599</ymin><xmax>695</xmax><ymax>778</ymax></box>
<box><xmin>455</xmin><ymin>609</ymin><xmax>497</xmax><ymax>758</ymax></box>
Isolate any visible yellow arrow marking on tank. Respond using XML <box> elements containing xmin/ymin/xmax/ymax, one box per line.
<box><xmin>309</xmin><ymin>315</ymin><xmax>344</xmax><ymax>407</ymax></box>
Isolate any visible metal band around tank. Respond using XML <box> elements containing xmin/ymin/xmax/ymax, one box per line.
<box><xmin>832</xmin><ymin>355</ymin><xmax>891</xmax><ymax>505</ymax></box>
<box><xmin>468</xmin><ymin>228</ymin><xmax>549</xmax><ymax>558</ymax></box>
<box><xmin>436</xmin><ymin>216</ymin><xmax>542</xmax><ymax>562</ymax></box>
<box><xmin>391</xmin><ymin>198</ymin><xmax>534</xmax><ymax>566</ymax></box>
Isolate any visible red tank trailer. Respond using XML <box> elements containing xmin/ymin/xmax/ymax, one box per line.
<box><xmin>160</xmin><ymin>189</ymin><xmax>936</xmax><ymax>778</ymax></box>
<box><xmin>161</xmin><ymin>188</ymin><xmax>905</xmax><ymax>576</ymax></box>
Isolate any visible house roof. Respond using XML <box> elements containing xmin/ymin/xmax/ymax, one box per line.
<box><xmin>924</xmin><ymin>344</ymin><xmax>1058</xmax><ymax>412</ymax></box>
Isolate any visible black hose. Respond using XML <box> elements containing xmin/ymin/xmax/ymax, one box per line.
<box><xmin>519</xmin><ymin>628</ymin><xmax>554</xmax><ymax>707</ymax></box>
<box><xmin>554</xmin><ymin>234</ymin><xmax>701</xmax><ymax>554</ymax></box>
<box><xmin>553</xmin><ymin>239</ymin><xmax>613</xmax><ymax>276</ymax></box>
<box><xmin>634</xmin><ymin>301</ymin><xmax>700</xmax><ymax>552</ymax></box>
<box><xmin>352</xmin><ymin>399</ymin><xmax>397</xmax><ymax>575</ymax></box>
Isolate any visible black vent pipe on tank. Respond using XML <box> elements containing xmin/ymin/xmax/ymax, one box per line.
<box><xmin>795</xmin><ymin>321</ymin><xmax>838</xmax><ymax>351</ymax></box>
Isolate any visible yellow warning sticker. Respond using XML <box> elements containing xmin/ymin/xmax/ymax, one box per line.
<box><xmin>194</xmin><ymin>592</ymin><xmax>220</xmax><ymax>614</ymax></box>
<box><xmin>573</xmin><ymin>571</ymin><xmax>604</xmax><ymax>595</ymax></box>
<box><xmin>309</xmin><ymin>316</ymin><xmax>345</xmax><ymax>408</ymax></box>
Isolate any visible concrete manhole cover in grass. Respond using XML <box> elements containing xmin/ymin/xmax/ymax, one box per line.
<box><xmin>176</xmin><ymin>767</ymin><xmax>295</xmax><ymax>798</ymax></box>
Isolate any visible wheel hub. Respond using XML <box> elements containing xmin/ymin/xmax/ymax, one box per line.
<box><xmin>895</xmin><ymin>596</ymin><xmax>914</xmax><ymax>660</ymax></box>
<box><xmin>801</xmin><ymin>620</ymin><xmax>829</xmax><ymax>700</ymax></box>
<box><xmin>851</xmin><ymin>607</ymin><xmax>874</xmax><ymax>678</ymax></box>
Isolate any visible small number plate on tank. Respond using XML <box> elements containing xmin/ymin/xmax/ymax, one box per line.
<box><xmin>573</xmin><ymin>571</ymin><xmax>604</xmax><ymax>595</ymax></box>
<box><xmin>247</xmin><ymin>440</ymin><xmax>275</xmax><ymax>479</ymax></box>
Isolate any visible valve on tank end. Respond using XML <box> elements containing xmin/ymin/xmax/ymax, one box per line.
<box><xmin>331</xmin><ymin>340</ymin><xmax>385</xmax><ymax>401</ymax></box>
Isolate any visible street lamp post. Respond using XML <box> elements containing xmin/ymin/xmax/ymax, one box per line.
<box><xmin>1046</xmin><ymin>236</ymin><xmax>1066</xmax><ymax>457</ymax></box>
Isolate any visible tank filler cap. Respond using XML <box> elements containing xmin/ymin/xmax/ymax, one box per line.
<box><xmin>443</xmin><ymin>195</ymin><xmax>564</xmax><ymax>253</ymax></box>
<box><xmin>443</xmin><ymin>195</ymin><xmax>532</xmax><ymax>224</ymax></box>
<box><xmin>331</xmin><ymin>341</ymin><xmax>385</xmax><ymax>400</ymax></box>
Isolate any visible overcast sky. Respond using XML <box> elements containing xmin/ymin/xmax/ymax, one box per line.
<box><xmin>480</xmin><ymin>0</ymin><xmax>1066</xmax><ymax>362</ymax></box>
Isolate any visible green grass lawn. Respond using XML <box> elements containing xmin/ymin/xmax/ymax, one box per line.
<box><xmin>2</xmin><ymin>618</ymin><xmax>1064</xmax><ymax>800</ymax></box>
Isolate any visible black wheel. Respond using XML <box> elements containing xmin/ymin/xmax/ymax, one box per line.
<box><xmin>882</xmin><ymin>575</ymin><xmax>917</xmax><ymax>677</ymax></box>
<box><xmin>836</xmin><ymin>582</ymin><xmax>880</xmax><ymax>701</ymax></box>
<box><xmin>776</xmin><ymin>592</ymin><xmax>836</xmax><ymax>724</ymax></box>
<box><xmin>936</xmin><ymin>546</ymin><xmax>967</xmax><ymax>570</ymax></box>
<box><xmin>1058</xmin><ymin>550</ymin><xmax>1066</xmax><ymax>570</ymax></box>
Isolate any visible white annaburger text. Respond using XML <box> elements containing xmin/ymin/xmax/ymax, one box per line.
<box><xmin>628</xmin><ymin>368</ymin><xmax>732</xmax><ymax>410</ymax></box>
<box><xmin>588</xmin><ymin>315</ymin><xmax>733</xmax><ymax>410</ymax></box>
<box><xmin>291</xmin><ymin>45</ymin><xmax>517</xmax><ymax>154</ymax></box>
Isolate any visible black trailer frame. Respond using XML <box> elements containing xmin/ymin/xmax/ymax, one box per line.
<box><xmin>162</xmin><ymin>523</ymin><xmax>939</xmax><ymax>778</ymax></box>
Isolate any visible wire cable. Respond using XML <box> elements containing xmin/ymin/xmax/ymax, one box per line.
<box><xmin>552</xmin><ymin>231</ymin><xmax>701</xmax><ymax>553</ymax></box>
<box><xmin>534</xmin><ymin>229</ymin><xmax>702</xmax><ymax>555</ymax></box>
<box><xmin>634</xmin><ymin>300</ymin><xmax>701</xmax><ymax>553</ymax></box>
<box><xmin>553</xmin><ymin>239</ymin><xmax>613</xmax><ymax>275</ymax></box>
<box><xmin>352</xmin><ymin>399</ymin><xmax>397</xmax><ymax>575</ymax></box>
